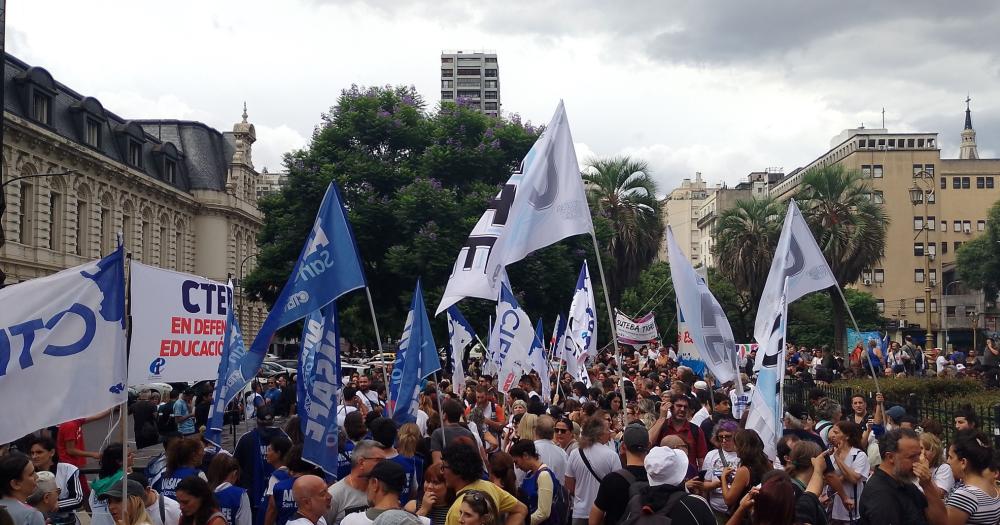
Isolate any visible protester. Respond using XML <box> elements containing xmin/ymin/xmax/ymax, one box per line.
<box><xmin>690</xmin><ymin>419</ymin><xmax>739</xmax><ymax>521</ymax></box>
<box><xmin>288</xmin><ymin>476</ymin><xmax>332</xmax><ymax>525</ymax></box>
<box><xmin>341</xmin><ymin>461</ymin><xmax>428</xmax><ymax>525</ymax></box>
<box><xmin>531</xmin><ymin>416</ymin><xmax>567</xmax><ymax>485</ymax></box>
<box><xmin>404</xmin><ymin>463</ymin><xmax>450</xmax><ymax>525</ymax></box>
<box><xmin>235</xmin><ymin>405</ymin><xmax>289</xmax><ymax>523</ymax></box>
<box><xmin>945</xmin><ymin>430</ymin><xmax>1000</xmax><ymax>525</ymax></box>
<box><xmin>858</xmin><ymin>429</ymin><xmax>946</xmax><ymax>525</ymax></box>
<box><xmin>487</xmin><ymin>453</ymin><xmax>518</xmax><ymax>497</ymax></box>
<box><xmin>99</xmin><ymin>479</ymin><xmax>155</xmax><ymax>525</ymax></box>
<box><xmin>618</xmin><ymin>446</ymin><xmax>715</xmax><ymax>524</ymax></box>
<box><xmin>27</xmin><ymin>436</ymin><xmax>83</xmax><ymax>525</ymax></box>
<box><xmin>440</xmin><ymin>440</ymin><xmax>527</xmax><ymax>525</ymax></box>
<box><xmin>648</xmin><ymin>393</ymin><xmax>708</xmax><ymax>469</ymax></box>
<box><xmin>326</xmin><ymin>440</ymin><xmax>387</xmax><ymax>525</ymax></box>
<box><xmin>149</xmin><ymin>433</ymin><xmax>184</xmax><ymax>493</ymax></box>
<box><xmin>27</xmin><ymin>470</ymin><xmax>60</xmax><ymax>519</ymax></box>
<box><xmin>919</xmin><ymin>432</ymin><xmax>954</xmax><ymax>498</ymax></box>
<box><xmin>552</xmin><ymin>417</ymin><xmax>578</xmax><ymax>455</ymax></box>
<box><xmin>133</xmin><ymin>391</ymin><xmax>162</xmax><ymax>449</ymax></box>
<box><xmin>0</xmin><ymin>453</ymin><xmax>46</xmax><ymax>525</ymax></box>
<box><xmin>266</xmin><ymin>445</ymin><xmax>324</xmax><ymax>525</ymax></box>
<box><xmin>783</xmin><ymin>441</ymin><xmax>828</xmax><ymax>525</ymax></box>
<box><xmin>370</xmin><ymin>418</ymin><xmax>418</xmax><ymax>506</ymax></box>
<box><xmin>725</xmin><ymin>470</ymin><xmax>795</xmax><ymax>525</ymax></box>
<box><xmin>90</xmin><ymin>442</ymin><xmax>135</xmax><ymax>525</ymax></box>
<box><xmin>206</xmin><ymin>454</ymin><xmax>251</xmax><ymax>525</ymax></box>
<box><xmin>174</xmin><ymin>390</ymin><xmax>198</xmax><ymax>437</ymax></box>
<box><xmin>827</xmin><ymin>421</ymin><xmax>869</xmax><ymax>525</ymax></box>
<box><xmin>720</xmin><ymin>429</ymin><xmax>771</xmax><ymax>510</ymax></box>
<box><xmin>162</xmin><ymin>438</ymin><xmax>207</xmax><ymax>501</ymax></box>
<box><xmin>590</xmin><ymin>424</ymin><xmax>648</xmax><ymax>525</ymax></box>
<box><xmin>175</xmin><ymin>477</ymin><xmax>227</xmax><ymax>525</ymax></box>
<box><xmin>455</xmin><ymin>491</ymin><xmax>499</xmax><ymax>525</ymax></box>
<box><xmin>565</xmin><ymin>410</ymin><xmax>621</xmax><ymax>525</ymax></box>
<box><xmin>430</xmin><ymin>401</ymin><xmax>477</xmax><ymax>464</ymax></box>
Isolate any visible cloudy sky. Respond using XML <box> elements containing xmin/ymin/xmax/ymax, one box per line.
<box><xmin>9</xmin><ymin>0</ymin><xmax>1000</xmax><ymax>194</ymax></box>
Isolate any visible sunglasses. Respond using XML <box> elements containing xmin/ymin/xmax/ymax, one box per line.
<box><xmin>555</xmin><ymin>428</ymin><xmax>570</xmax><ymax>434</ymax></box>
<box><xmin>717</xmin><ymin>434</ymin><xmax>733</xmax><ymax>441</ymax></box>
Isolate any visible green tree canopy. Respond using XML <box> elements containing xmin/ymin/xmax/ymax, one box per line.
<box><xmin>957</xmin><ymin>199</ymin><xmax>1000</xmax><ymax>300</ymax></box>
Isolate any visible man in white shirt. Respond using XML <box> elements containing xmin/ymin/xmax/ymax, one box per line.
<box><xmin>355</xmin><ymin>376</ymin><xmax>382</xmax><ymax>412</ymax></box>
<box><xmin>565</xmin><ymin>412</ymin><xmax>622</xmax><ymax>525</ymax></box>
<box><xmin>288</xmin><ymin>475</ymin><xmax>332</xmax><ymax>525</ymax></box>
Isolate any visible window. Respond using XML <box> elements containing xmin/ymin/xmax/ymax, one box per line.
<box><xmin>926</xmin><ymin>216</ymin><xmax>935</xmax><ymax>230</ymax></box>
<box><xmin>964</xmin><ymin>220</ymin><xmax>972</xmax><ymax>232</ymax></box>
<box><xmin>954</xmin><ymin>241</ymin><xmax>963</xmax><ymax>251</ymax></box>
<box><xmin>484</xmin><ymin>69</ymin><xmax>497</xmax><ymax>77</ymax></box>
<box><xmin>485</xmin><ymin>57</ymin><xmax>497</xmax><ymax>63</ymax></box>
<box><xmin>978</xmin><ymin>220</ymin><xmax>987</xmax><ymax>231</ymax></box>
<box><xmin>927</xmin><ymin>242</ymin><xmax>936</xmax><ymax>256</ymax></box>
<box><xmin>18</xmin><ymin>182</ymin><xmax>34</xmax><ymax>245</ymax></box>
<box><xmin>876</xmin><ymin>299</ymin><xmax>885</xmax><ymax>313</ymax></box>
<box><xmin>954</xmin><ymin>220</ymin><xmax>962</xmax><ymax>232</ymax></box>
<box><xmin>485</xmin><ymin>80</ymin><xmax>498</xmax><ymax>88</ymax></box>
<box><xmin>926</xmin><ymin>164</ymin><xmax>935</xmax><ymax>176</ymax></box>
<box><xmin>862</xmin><ymin>269</ymin><xmax>872</xmax><ymax>282</ymax></box>
<box><xmin>915</xmin><ymin>299</ymin><xmax>925</xmax><ymax>313</ymax></box>
<box><xmin>929</xmin><ymin>299</ymin><xmax>938</xmax><ymax>313</ymax></box>
<box><xmin>128</xmin><ymin>141</ymin><xmax>143</xmax><ymax>168</ymax></box>
<box><xmin>441</xmin><ymin>80</ymin><xmax>453</xmax><ymax>88</ymax></box>
<box><xmin>941</xmin><ymin>242</ymin><xmax>949</xmax><ymax>254</ymax></box>
<box><xmin>75</xmin><ymin>199</ymin><xmax>89</xmax><ymax>256</ymax></box>
<box><xmin>122</xmin><ymin>213</ymin><xmax>132</xmax><ymax>249</ymax></box>
<box><xmin>485</xmin><ymin>102</ymin><xmax>498</xmax><ymax>110</ymax></box>
<box><xmin>913</xmin><ymin>165</ymin><xmax>923</xmax><ymax>177</ymax></box>
<box><xmin>101</xmin><ymin>207</ymin><xmax>113</xmax><ymax>254</ymax></box>
<box><xmin>441</xmin><ymin>91</ymin><xmax>454</xmax><ymax>100</ymax></box>
<box><xmin>164</xmin><ymin>160</ymin><xmax>177</xmax><ymax>184</ymax></box>
<box><xmin>873</xmin><ymin>165</ymin><xmax>883</xmax><ymax>178</ymax></box>
<box><xmin>48</xmin><ymin>190</ymin><xmax>63</xmax><ymax>251</ymax></box>
<box><xmin>158</xmin><ymin>226</ymin><xmax>167</xmax><ymax>266</ymax></box>
<box><xmin>874</xmin><ymin>269</ymin><xmax>885</xmax><ymax>283</ymax></box>
<box><xmin>941</xmin><ymin>177</ymin><xmax>947</xmax><ymax>189</ymax></box>
<box><xmin>914</xmin><ymin>243</ymin><xmax>924</xmax><ymax>256</ymax></box>
<box><xmin>940</xmin><ymin>219</ymin><xmax>948</xmax><ymax>232</ymax></box>
<box><xmin>175</xmin><ymin>229</ymin><xmax>184</xmax><ymax>270</ymax></box>
<box><xmin>953</xmin><ymin>177</ymin><xmax>961</xmax><ymax>189</ymax></box>
<box><xmin>962</xmin><ymin>177</ymin><xmax>971</xmax><ymax>189</ymax></box>
<box><xmin>913</xmin><ymin>217</ymin><xmax>923</xmax><ymax>231</ymax></box>
<box><xmin>441</xmin><ymin>57</ymin><xmax>453</xmax><ymax>64</ymax></box>
<box><xmin>873</xmin><ymin>190</ymin><xmax>884</xmax><ymax>204</ymax></box>
<box><xmin>914</xmin><ymin>269</ymin><xmax>925</xmax><ymax>282</ymax></box>
<box><xmin>484</xmin><ymin>91</ymin><xmax>498</xmax><ymax>99</ymax></box>
<box><xmin>441</xmin><ymin>70</ymin><xmax>453</xmax><ymax>77</ymax></box>
<box><xmin>142</xmin><ymin>220</ymin><xmax>151</xmax><ymax>262</ymax></box>
<box><xmin>457</xmin><ymin>68</ymin><xmax>480</xmax><ymax>75</ymax></box>
<box><xmin>977</xmin><ymin>177</ymin><xmax>986</xmax><ymax>189</ymax></box>
<box><xmin>929</xmin><ymin>268</ymin><xmax>937</xmax><ymax>282</ymax></box>
<box><xmin>907</xmin><ymin>138</ymin><xmax>915</xmax><ymax>147</ymax></box>
<box><xmin>987</xmin><ymin>177</ymin><xmax>995</xmax><ymax>189</ymax></box>
<box><xmin>456</xmin><ymin>78</ymin><xmax>481</xmax><ymax>87</ymax></box>
<box><xmin>928</xmin><ymin>191</ymin><xmax>935</xmax><ymax>204</ymax></box>
<box><xmin>947</xmin><ymin>306</ymin><xmax>957</xmax><ymax>317</ymax></box>
<box><xmin>32</xmin><ymin>92</ymin><xmax>51</xmax><ymax>124</ymax></box>
<box><xmin>85</xmin><ymin>119</ymin><xmax>100</xmax><ymax>147</ymax></box>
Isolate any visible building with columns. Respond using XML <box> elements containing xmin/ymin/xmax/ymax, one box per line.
<box><xmin>766</xmin><ymin>101</ymin><xmax>999</xmax><ymax>350</ymax></box>
<box><xmin>0</xmin><ymin>53</ymin><xmax>266</xmax><ymax>338</ymax></box>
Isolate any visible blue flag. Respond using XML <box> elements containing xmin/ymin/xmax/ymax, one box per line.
<box><xmin>298</xmin><ymin>305</ymin><xmax>342</xmax><ymax>476</ymax></box>
<box><xmin>242</xmin><ymin>182</ymin><xmax>366</xmax><ymax>397</ymax></box>
<box><xmin>390</xmin><ymin>280</ymin><xmax>441</xmax><ymax>425</ymax></box>
<box><xmin>204</xmin><ymin>293</ymin><xmax>247</xmax><ymax>446</ymax></box>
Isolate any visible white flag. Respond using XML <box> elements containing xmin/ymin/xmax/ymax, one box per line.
<box><xmin>436</xmin><ymin>101</ymin><xmax>594</xmax><ymax>314</ymax></box>
<box><xmin>446</xmin><ymin>306</ymin><xmax>476</xmax><ymax>396</ymax></box>
<box><xmin>565</xmin><ymin>262</ymin><xmax>597</xmax><ymax>386</ymax></box>
<box><xmin>665</xmin><ymin>227</ymin><xmax>741</xmax><ymax>387</ymax></box>
<box><xmin>0</xmin><ymin>248</ymin><xmax>127</xmax><ymax>445</ymax></box>
<box><xmin>746</xmin><ymin>279</ymin><xmax>789</xmax><ymax>460</ymax></box>
<box><xmin>488</xmin><ymin>283</ymin><xmax>536</xmax><ymax>392</ymax></box>
<box><xmin>753</xmin><ymin>199</ymin><xmax>836</xmax><ymax>368</ymax></box>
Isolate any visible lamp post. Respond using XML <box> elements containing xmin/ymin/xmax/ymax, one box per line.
<box><xmin>237</xmin><ymin>253</ymin><xmax>258</xmax><ymax>326</ymax></box>
<box><xmin>969</xmin><ymin>309</ymin><xmax>981</xmax><ymax>353</ymax></box>
<box><xmin>909</xmin><ymin>171</ymin><xmax>935</xmax><ymax>349</ymax></box>
<box><xmin>943</xmin><ymin>280</ymin><xmax>963</xmax><ymax>351</ymax></box>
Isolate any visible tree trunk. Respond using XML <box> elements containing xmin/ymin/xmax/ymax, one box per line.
<box><xmin>829</xmin><ymin>287</ymin><xmax>848</xmax><ymax>357</ymax></box>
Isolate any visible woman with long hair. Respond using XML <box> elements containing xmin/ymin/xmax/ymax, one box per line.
<box><xmin>162</xmin><ymin>438</ymin><xmax>206</xmax><ymax>501</ymax></box>
<box><xmin>726</xmin><ymin>470</ymin><xmax>796</xmax><ymax>525</ymax></box>
<box><xmin>920</xmin><ymin>432</ymin><xmax>954</xmax><ymax>498</ymax></box>
<box><xmin>398</xmin><ymin>423</ymin><xmax>427</xmax><ymax>489</ymax></box>
<box><xmin>101</xmin><ymin>483</ymin><xmax>154</xmax><ymax>525</ymax></box>
<box><xmin>176</xmin><ymin>476</ymin><xmax>226</xmax><ymax>525</ymax></box>
<box><xmin>405</xmin><ymin>463</ymin><xmax>451</xmax><ymax>525</ymax></box>
<box><xmin>206</xmin><ymin>454</ymin><xmax>251</xmax><ymax>525</ymax></box>
<box><xmin>89</xmin><ymin>443</ymin><xmax>135</xmax><ymax>525</ymax></box>
<box><xmin>784</xmin><ymin>440</ymin><xmax>828</xmax><ymax>525</ymax></box>
<box><xmin>945</xmin><ymin>430</ymin><xmax>1000</xmax><ymax>525</ymax></box>
<box><xmin>28</xmin><ymin>436</ymin><xmax>82</xmax><ymax>525</ymax></box>
<box><xmin>457</xmin><ymin>489</ymin><xmax>499</xmax><ymax>525</ymax></box>
<box><xmin>827</xmin><ymin>421</ymin><xmax>869</xmax><ymax>524</ymax></box>
<box><xmin>488</xmin><ymin>452</ymin><xmax>518</xmax><ymax>497</ymax></box>
<box><xmin>721</xmin><ymin>429</ymin><xmax>772</xmax><ymax>509</ymax></box>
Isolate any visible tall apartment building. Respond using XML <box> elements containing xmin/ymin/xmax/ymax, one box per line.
<box><xmin>440</xmin><ymin>51</ymin><xmax>500</xmax><ymax>117</ymax></box>
<box><xmin>696</xmin><ymin>181</ymin><xmax>753</xmax><ymax>268</ymax></box>
<box><xmin>658</xmin><ymin>172</ymin><xmax>714</xmax><ymax>264</ymax></box>
<box><xmin>767</xmin><ymin>103</ymin><xmax>1000</xmax><ymax>350</ymax></box>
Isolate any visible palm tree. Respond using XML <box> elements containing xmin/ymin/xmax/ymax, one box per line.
<box><xmin>797</xmin><ymin>164</ymin><xmax>889</xmax><ymax>354</ymax></box>
<box><xmin>582</xmin><ymin>156</ymin><xmax>662</xmax><ymax>304</ymax></box>
<box><xmin>712</xmin><ymin>197</ymin><xmax>785</xmax><ymax>305</ymax></box>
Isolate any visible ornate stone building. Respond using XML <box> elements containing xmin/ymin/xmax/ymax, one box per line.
<box><xmin>0</xmin><ymin>54</ymin><xmax>266</xmax><ymax>338</ymax></box>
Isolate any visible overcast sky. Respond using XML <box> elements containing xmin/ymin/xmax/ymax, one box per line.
<box><xmin>9</xmin><ymin>0</ymin><xmax>1000</xmax><ymax>194</ymax></box>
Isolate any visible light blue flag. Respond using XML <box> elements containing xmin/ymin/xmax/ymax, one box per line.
<box><xmin>241</xmin><ymin>182</ymin><xmax>366</xmax><ymax>401</ymax></box>
<box><xmin>529</xmin><ymin>318</ymin><xmax>550</xmax><ymax>402</ymax></box>
<box><xmin>390</xmin><ymin>280</ymin><xmax>441</xmax><ymax>425</ymax></box>
<box><xmin>204</xmin><ymin>294</ymin><xmax>247</xmax><ymax>446</ymax></box>
<box><xmin>488</xmin><ymin>282</ymin><xmax>536</xmax><ymax>392</ymax></box>
<box><xmin>447</xmin><ymin>306</ymin><xmax>476</xmax><ymax>396</ymax></box>
<box><xmin>298</xmin><ymin>305</ymin><xmax>342</xmax><ymax>476</ymax></box>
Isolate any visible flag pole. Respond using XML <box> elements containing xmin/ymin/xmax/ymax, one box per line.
<box><xmin>121</xmin><ymin>248</ymin><xmax>132</xmax><ymax>524</ymax></box>
<box><xmin>364</xmin><ymin>287</ymin><xmax>391</xmax><ymax>390</ymax></box>
<box><xmin>833</xmin><ymin>284</ymin><xmax>882</xmax><ymax>394</ymax></box>
<box><xmin>588</xmin><ymin>232</ymin><xmax>627</xmax><ymax>428</ymax></box>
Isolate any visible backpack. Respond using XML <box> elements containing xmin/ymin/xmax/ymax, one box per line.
<box><xmin>544</xmin><ymin>469</ymin><xmax>571</xmax><ymax>525</ymax></box>
<box><xmin>619</xmin><ymin>490</ymin><xmax>688</xmax><ymax>525</ymax></box>
<box><xmin>615</xmin><ymin>468</ymin><xmax>650</xmax><ymax>501</ymax></box>
<box><xmin>157</xmin><ymin>402</ymin><xmax>176</xmax><ymax>433</ymax></box>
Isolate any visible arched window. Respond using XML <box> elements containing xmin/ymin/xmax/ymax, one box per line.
<box><xmin>174</xmin><ymin>219</ymin><xmax>185</xmax><ymax>271</ymax></box>
<box><xmin>17</xmin><ymin>164</ymin><xmax>36</xmax><ymax>246</ymax></box>
<box><xmin>75</xmin><ymin>185</ymin><xmax>91</xmax><ymax>257</ymax></box>
<box><xmin>48</xmin><ymin>178</ymin><xmax>66</xmax><ymax>252</ymax></box>
<box><xmin>120</xmin><ymin>199</ymin><xmax>134</xmax><ymax>251</ymax></box>
<box><xmin>100</xmin><ymin>193</ymin><xmax>114</xmax><ymax>255</ymax></box>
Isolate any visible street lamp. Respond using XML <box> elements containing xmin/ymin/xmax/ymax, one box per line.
<box><xmin>909</xmin><ymin>171</ymin><xmax>935</xmax><ymax>349</ymax></box>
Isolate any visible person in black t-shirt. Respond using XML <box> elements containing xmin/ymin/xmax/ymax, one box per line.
<box><xmin>591</xmin><ymin>424</ymin><xmax>649</xmax><ymax>525</ymax></box>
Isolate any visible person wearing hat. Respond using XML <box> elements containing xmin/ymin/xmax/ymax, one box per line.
<box><xmin>618</xmin><ymin>447</ymin><xmax>715</xmax><ymax>525</ymax></box>
<box><xmin>590</xmin><ymin>424</ymin><xmax>650</xmax><ymax>525</ymax></box>
<box><xmin>341</xmin><ymin>461</ymin><xmax>429</xmax><ymax>525</ymax></box>
<box><xmin>234</xmin><ymin>405</ymin><xmax>290</xmax><ymax>524</ymax></box>
<box><xmin>99</xmin><ymin>479</ymin><xmax>156</xmax><ymax>525</ymax></box>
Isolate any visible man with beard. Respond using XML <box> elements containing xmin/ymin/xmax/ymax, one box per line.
<box><xmin>858</xmin><ymin>428</ymin><xmax>946</xmax><ymax>525</ymax></box>
<box><xmin>355</xmin><ymin>376</ymin><xmax>382</xmax><ymax>412</ymax></box>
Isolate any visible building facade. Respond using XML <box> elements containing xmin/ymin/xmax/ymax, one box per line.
<box><xmin>696</xmin><ymin>181</ymin><xmax>752</xmax><ymax>268</ymax></box>
<box><xmin>658</xmin><ymin>172</ymin><xmax>715</xmax><ymax>264</ymax></box>
<box><xmin>256</xmin><ymin>168</ymin><xmax>288</xmax><ymax>201</ymax></box>
<box><xmin>0</xmin><ymin>54</ymin><xmax>267</xmax><ymax>338</ymax></box>
<box><xmin>766</xmin><ymin>104</ymin><xmax>999</xmax><ymax>349</ymax></box>
<box><xmin>440</xmin><ymin>51</ymin><xmax>500</xmax><ymax>117</ymax></box>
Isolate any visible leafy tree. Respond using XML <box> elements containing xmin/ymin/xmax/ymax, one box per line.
<box><xmin>798</xmin><ymin>165</ymin><xmax>889</xmax><ymax>353</ymax></box>
<box><xmin>619</xmin><ymin>261</ymin><xmax>676</xmax><ymax>346</ymax></box>
<box><xmin>583</xmin><ymin>156</ymin><xmax>663</xmax><ymax>304</ymax></box>
<box><xmin>711</xmin><ymin>197</ymin><xmax>784</xmax><ymax>315</ymax></box>
<box><xmin>787</xmin><ymin>289</ymin><xmax>884</xmax><ymax>350</ymax></box>
<box><xmin>707</xmin><ymin>268</ymin><xmax>757</xmax><ymax>342</ymax></box>
<box><xmin>957</xmin><ymin>199</ymin><xmax>1000</xmax><ymax>300</ymax></box>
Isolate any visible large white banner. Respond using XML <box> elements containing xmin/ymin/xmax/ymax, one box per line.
<box><xmin>128</xmin><ymin>262</ymin><xmax>232</xmax><ymax>384</ymax></box>
<box><xmin>0</xmin><ymin>248</ymin><xmax>127</xmax><ymax>445</ymax></box>
<box><xmin>615</xmin><ymin>311</ymin><xmax>659</xmax><ymax>345</ymax></box>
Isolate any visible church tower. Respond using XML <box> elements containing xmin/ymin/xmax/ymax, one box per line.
<box><xmin>959</xmin><ymin>96</ymin><xmax>979</xmax><ymax>160</ymax></box>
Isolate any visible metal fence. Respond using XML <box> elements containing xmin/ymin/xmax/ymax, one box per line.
<box><xmin>782</xmin><ymin>380</ymin><xmax>1000</xmax><ymax>447</ymax></box>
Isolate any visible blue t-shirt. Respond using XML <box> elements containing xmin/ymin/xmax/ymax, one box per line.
<box><xmin>174</xmin><ymin>399</ymin><xmax>195</xmax><ymax>435</ymax></box>
<box><xmin>337</xmin><ymin>440</ymin><xmax>355</xmax><ymax>481</ymax></box>
<box><xmin>270</xmin><ymin>476</ymin><xmax>299</xmax><ymax>525</ymax></box>
<box><xmin>265</xmin><ymin>388</ymin><xmax>282</xmax><ymax>404</ymax></box>
<box><xmin>161</xmin><ymin>466</ymin><xmax>202</xmax><ymax>501</ymax></box>
<box><xmin>389</xmin><ymin>454</ymin><xmax>423</xmax><ymax>504</ymax></box>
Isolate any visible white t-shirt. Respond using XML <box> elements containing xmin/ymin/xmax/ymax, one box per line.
<box><xmin>147</xmin><ymin>492</ymin><xmax>182</xmax><ymax>525</ymax></box>
<box><xmin>337</xmin><ymin>405</ymin><xmax>358</xmax><ymax>427</ymax></box>
<box><xmin>566</xmin><ymin>443</ymin><xmax>622</xmax><ymax>519</ymax></box>
<box><xmin>535</xmin><ymin>439</ymin><xmax>568</xmax><ymax>485</ymax></box>
<box><xmin>691</xmin><ymin>406</ymin><xmax>710</xmax><ymax>427</ymax></box>
<box><xmin>935</xmin><ymin>355</ymin><xmax>948</xmax><ymax>373</ymax></box>
<box><xmin>341</xmin><ymin>510</ymin><xmax>430</xmax><ymax>525</ymax></box>
<box><xmin>832</xmin><ymin>447</ymin><xmax>870</xmax><ymax>521</ymax></box>
<box><xmin>356</xmin><ymin>390</ymin><xmax>381</xmax><ymax>411</ymax></box>
<box><xmin>702</xmin><ymin>449</ymin><xmax>740</xmax><ymax>513</ymax></box>
<box><xmin>288</xmin><ymin>517</ymin><xmax>327</xmax><ymax>525</ymax></box>
<box><xmin>416</xmin><ymin>409</ymin><xmax>429</xmax><ymax>437</ymax></box>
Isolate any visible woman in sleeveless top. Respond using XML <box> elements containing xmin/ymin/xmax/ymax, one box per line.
<box><xmin>945</xmin><ymin>431</ymin><xmax>1000</xmax><ymax>525</ymax></box>
<box><xmin>176</xmin><ymin>477</ymin><xmax>226</xmax><ymax>525</ymax></box>
<box><xmin>207</xmin><ymin>453</ymin><xmax>252</xmax><ymax>525</ymax></box>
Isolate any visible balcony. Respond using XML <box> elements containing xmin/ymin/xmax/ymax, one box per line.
<box><xmin>940</xmin><ymin>293</ymin><xmax>986</xmax><ymax>330</ymax></box>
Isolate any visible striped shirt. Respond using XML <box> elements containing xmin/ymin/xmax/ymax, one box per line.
<box><xmin>946</xmin><ymin>485</ymin><xmax>1000</xmax><ymax>525</ymax></box>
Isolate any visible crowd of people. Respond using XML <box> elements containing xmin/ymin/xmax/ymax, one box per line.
<box><xmin>1</xmin><ymin>343</ymin><xmax>1000</xmax><ymax>525</ymax></box>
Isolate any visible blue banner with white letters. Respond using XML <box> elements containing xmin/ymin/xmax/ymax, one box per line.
<box><xmin>204</xmin><ymin>295</ymin><xmax>247</xmax><ymax>446</ymax></box>
<box><xmin>298</xmin><ymin>305</ymin><xmax>342</xmax><ymax>476</ymax></box>
<box><xmin>390</xmin><ymin>280</ymin><xmax>441</xmax><ymax>425</ymax></box>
